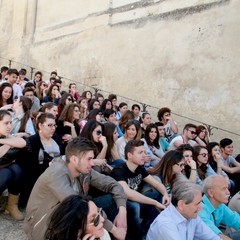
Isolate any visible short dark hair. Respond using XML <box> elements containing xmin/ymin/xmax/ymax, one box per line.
<box><xmin>183</xmin><ymin>123</ymin><xmax>197</xmax><ymax>131</ymax></box>
<box><xmin>25</xmin><ymin>82</ymin><xmax>36</xmax><ymax>88</ymax></box>
<box><xmin>1</xmin><ymin>66</ymin><xmax>8</xmax><ymax>73</ymax></box>
<box><xmin>104</xmin><ymin>109</ymin><xmax>115</xmax><ymax>119</ymax></box>
<box><xmin>51</xmin><ymin>71</ymin><xmax>57</xmax><ymax>75</ymax></box>
<box><xmin>155</xmin><ymin>121</ymin><xmax>164</xmax><ymax>127</ymax></box>
<box><xmin>124</xmin><ymin>139</ymin><xmax>144</xmax><ymax>160</ymax></box>
<box><xmin>65</xmin><ymin>137</ymin><xmax>95</xmax><ymax>163</ymax></box>
<box><xmin>7</xmin><ymin>68</ymin><xmax>19</xmax><ymax>76</ymax></box>
<box><xmin>157</xmin><ymin>107</ymin><xmax>171</xmax><ymax>121</ymax></box>
<box><xmin>22</xmin><ymin>87</ymin><xmax>34</xmax><ymax>95</ymax></box>
<box><xmin>54</xmin><ymin>79</ymin><xmax>62</xmax><ymax>84</ymax></box>
<box><xmin>220</xmin><ymin>138</ymin><xmax>233</xmax><ymax>148</ymax></box>
<box><xmin>108</xmin><ymin>94</ymin><xmax>117</xmax><ymax>101</ymax></box>
<box><xmin>131</xmin><ymin>104</ymin><xmax>140</xmax><ymax>111</ymax></box>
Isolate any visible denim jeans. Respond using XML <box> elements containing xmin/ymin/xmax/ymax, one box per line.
<box><xmin>93</xmin><ymin>193</ymin><xmax>118</xmax><ymax>222</ymax></box>
<box><xmin>126</xmin><ymin>190</ymin><xmax>162</xmax><ymax>240</ymax></box>
<box><xmin>109</xmin><ymin>159</ymin><xmax>125</xmax><ymax>168</ymax></box>
<box><xmin>0</xmin><ymin>163</ymin><xmax>23</xmax><ymax>195</ymax></box>
<box><xmin>227</xmin><ymin>230</ymin><xmax>240</xmax><ymax>240</ymax></box>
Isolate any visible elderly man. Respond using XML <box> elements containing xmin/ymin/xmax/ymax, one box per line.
<box><xmin>199</xmin><ymin>175</ymin><xmax>240</xmax><ymax>240</ymax></box>
<box><xmin>147</xmin><ymin>175</ymin><xmax>221</xmax><ymax>240</ymax></box>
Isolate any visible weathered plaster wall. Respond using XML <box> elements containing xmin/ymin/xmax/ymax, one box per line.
<box><xmin>0</xmin><ymin>0</ymin><xmax>239</xmax><ymax>149</ymax></box>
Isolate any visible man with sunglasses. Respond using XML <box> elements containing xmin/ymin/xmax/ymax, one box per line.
<box><xmin>24</xmin><ymin>137</ymin><xmax>127</xmax><ymax>240</ymax></box>
<box><xmin>170</xmin><ymin>123</ymin><xmax>206</xmax><ymax>150</ymax></box>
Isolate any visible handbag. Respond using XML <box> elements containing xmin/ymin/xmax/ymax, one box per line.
<box><xmin>0</xmin><ymin>147</ymin><xmax>21</xmax><ymax>167</ymax></box>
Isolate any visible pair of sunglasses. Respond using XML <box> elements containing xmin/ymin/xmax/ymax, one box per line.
<box><xmin>89</xmin><ymin>208</ymin><xmax>103</xmax><ymax>227</ymax></box>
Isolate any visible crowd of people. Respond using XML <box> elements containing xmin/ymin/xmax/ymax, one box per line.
<box><xmin>0</xmin><ymin>66</ymin><xmax>240</xmax><ymax>240</ymax></box>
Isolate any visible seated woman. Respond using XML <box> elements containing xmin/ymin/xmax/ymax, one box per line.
<box><xmin>100</xmin><ymin>99</ymin><xmax>112</xmax><ymax>113</ymax></box>
<box><xmin>0</xmin><ymin>82</ymin><xmax>13</xmax><ymax>110</ymax></box>
<box><xmin>78</xmin><ymin>97</ymin><xmax>88</xmax><ymax>121</ymax></box>
<box><xmin>79</xmin><ymin>109</ymin><xmax>103</xmax><ymax>132</ymax></box>
<box><xmin>56</xmin><ymin>103</ymin><xmax>80</xmax><ymax>152</ymax></box>
<box><xmin>45</xmin><ymin>195</ymin><xmax>110</xmax><ymax>240</ymax></box>
<box><xmin>69</xmin><ymin>83</ymin><xmax>80</xmax><ymax>102</ymax></box>
<box><xmin>35</xmin><ymin>81</ymin><xmax>48</xmax><ymax>104</ymax></box>
<box><xmin>104</xmin><ymin>109</ymin><xmax>123</xmax><ymax>138</ymax></box>
<box><xmin>140</xmin><ymin>112</ymin><xmax>152</xmax><ymax>138</ymax></box>
<box><xmin>116</xmin><ymin>102</ymin><xmax>128</xmax><ymax>121</ymax></box>
<box><xmin>0</xmin><ymin>110</ymin><xmax>26</xmax><ymax>220</ymax></box>
<box><xmin>10</xmin><ymin>96</ymin><xmax>35</xmax><ymax>138</ymax></box>
<box><xmin>115</xmin><ymin>120</ymin><xmax>141</xmax><ymax>160</ymax></box>
<box><xmin>40</xmin><ymin>102</ymin><xmax>58</xmax><ymax>118</ymax></box>
<box><xmin>148</xmin><ymin>150</ymin><xmax>185</xmax><ymax>194</ymax></box>
<box><xmin>196</xmin><ymin>125</ymin><xmax>210</xmax><ymax>145</ymax></box>
<box><xmin>142</xmin><ymin>123</ymin><xmax>164</xmax><ymax>169</ymax></box>
<box><xmin>58</xmin><ymin>93</ymin><xmax>74</xmax><ymax>116</ymax></box>
<box><xmin>80</xmin><ymin>119</ymin><xmax>109</xmax><ymax>170</ymax></box>
<box><xmin>103</xmin><ymin>122</ymin><xmax>125</xmax><ymax>167</ymax></box>
<box><xmin>118</xmin><ymin>110</ymin><xmax>134</xmax><ymax>133</ymax></box>
<box><xmin>19</xmin><ymin>113</ymin><xmax>62</xmax><ymax>207</ymax></box>
<box><xmin>186</xmin><ymin>145</ymin><xmax>225</xmax><ymax>185</ymax></box>
<box><xmin>42</xmin><ymin>84</ymin><xmax>61</xmax><ymax>105</ymax></box>
<box><xmin>81</xmin><ymin>90</ymin><xmax>92</xmax><ymax>103</ymax></box>
<box><xmin>155</xmin><ymin>122</ymin><xmax>170</xmax><ymax>152</ymax></box>
<box><xmin>88</xmin><ymin>98</ymin><xmax>100</xmax><ymax>111</ymax></box>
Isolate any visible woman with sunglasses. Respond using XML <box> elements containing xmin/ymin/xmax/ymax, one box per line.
<box><xmin>56</xmin><ymin>103</ymin><xmax>80</xmax><ymax>151</ymax></box>
<box><xmin>18</xmin><ymin>113</ymin><xmax>62</xmax><ymax>208</ymax></box>
<box><xmin>35</xmin><ymin>81</ymin><xmax>47</xmax><ymax>104</ymax></box>
<box><xmin>0</xmin><ymin>110</ymin><xmax>26</xmax><ymax>220</ymax></box>
<box><xmin>148</xmin><ymin>150</ymin><xmax>185</xmax><ymax>194</ymax></box>
<box><xmin>42</xmin><ymin>84</ymin><xmax>61</xmax><ymax>105</ymax></box>
<box><xmin>187</xmin><ymin>145</ymin><xmax>224</xmax><ymax>185</ymax></box>
<box><xmin>115</xmin><ymin>119</ymin><xmax>141</xmax><ymax>160</ymax></box>
<box><xmin>80</xmin><ymin>119</ymin><xmax>109</xmax><ymax>169</ymax></box>
<box><xmin>10</xmin><ymin>96</ymin><xmax>35</xmax><ymax>138</ymax></box>
<box><xmin>58</xmin><ymin>93</ymin><xmax>74</xmax><ymax>116</ymax></box>
<box><xmin>45</xmin><ymin>195</ymin><xmax>111</xmax><ymax>240</ymax></box>
<box><xmin>79</xmin><ymin>109</ymin><xmax>103</xmax><ymax>133</ymax></box>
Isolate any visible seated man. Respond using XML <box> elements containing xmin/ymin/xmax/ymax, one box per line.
<box><xmin>170</xmin><ymin>123</ymin><xmax>206</xmax><ymax>150</ymax></box>
<box><xmin>111</xmin><ymin>139</ymin><xmax>170</xmax><ymax>240</ymax></box>
<box><xmin>147</xmin><ymin>175</ymin><xmax>221</xmax><ymax>240</ymax></box>
<box><xmin>199</xmin><ymin>175</ymin><xmax>240</xmax><ymax>240</ymax></box>
<box><xmin>24</xmin><ymin>137</ymin><xmax>127</xmax><ymax>240</ymax></box>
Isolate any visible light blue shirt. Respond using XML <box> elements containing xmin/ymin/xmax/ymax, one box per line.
<box><xmin>198</xmin><ymin>194</ymin><xmax>240</xmax><ymax>234</ymax></box>
<box><xmin>147</xmin><ymin>203</ymin><xmax>221</xmax><ymax>240</ymax></box>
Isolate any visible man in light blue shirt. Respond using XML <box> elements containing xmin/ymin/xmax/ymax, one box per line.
<box><xmin>198</xmin><ymin>175</ymin><xmax>240</xmax><ymax>240</ymax></box>
<box><xmin>147</xmin><ymin>175</ymin><xmax>221</xmax><ymax>240</ymax></box>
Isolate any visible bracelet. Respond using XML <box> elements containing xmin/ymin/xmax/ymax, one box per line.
<box><xmin>191</xmin><ymin>169</ymin><xmax>197</xmax><ymax>171</ymax></box>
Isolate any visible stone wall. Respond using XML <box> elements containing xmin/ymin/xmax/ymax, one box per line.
<box><xmin>0</xmin><ymin>0</ymin><xmax>239</xmax><ymax>151</ymax></box>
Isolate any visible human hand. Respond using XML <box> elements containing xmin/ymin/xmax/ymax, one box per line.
<box><xmin>113</xmin><ymin>206</ymin><xmax>127</xmax><ymax>229</ymax></box>
<box><xmin>0</xmin><ymin>104</ymin><xmax>13</xmax><ymax>110</ymax></box>
<box><xmin>162</xmin><ymin>194</ymin><xmax>170</xmax><ymax>206</ymax></box>
<box><xmin>155</xmin><ymin>201</ymin><xmax>166</xmax><ymax>211</ymax></box>
<box><xmin>99</xmin><ymin>135</ymin><xmax>108</xmax><ymax>147</ymax></box>
<box><xmin>110</xmin><ymin>225</ymin><xmax>127</xmax><ymax>240</ymax></box>
<box><xmin>82</xmin><ymin>234</ymin><xmax>96</xmax><ymax>240</ymax></box>
<box><xmin>62</xmin><ymin>134</ymin><xmax>72</xmax><ymax>142</ymax></box>
<box><xmin>63</xmin><ymin>121</ymin><xmax>74</xmax><ymax>128</ymax></box>
<box><xmin>94</xmin><ymin>159</ymin><xmax>107</xmax><ymax>166</ymax></box>
<box><xmin>186</xmin><ymin>159</ymin><xmax>196</xmax><ymax>169</ymax></box>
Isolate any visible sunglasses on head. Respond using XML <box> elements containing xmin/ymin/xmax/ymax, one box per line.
<box><xmin>89</xmin><ymin>208</ymin><xmax>103</xmax><ymax>227</ymax></box>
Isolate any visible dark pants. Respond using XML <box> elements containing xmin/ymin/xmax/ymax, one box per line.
<box><xmin>0</xmin><ymin>163</ymin><xmax>23</xmax><ymax>195</ymax></box>
<box><xmin>126</xmin><ymin>190</ymin><xmax>162</xmax><ymax>240</ymax></box>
